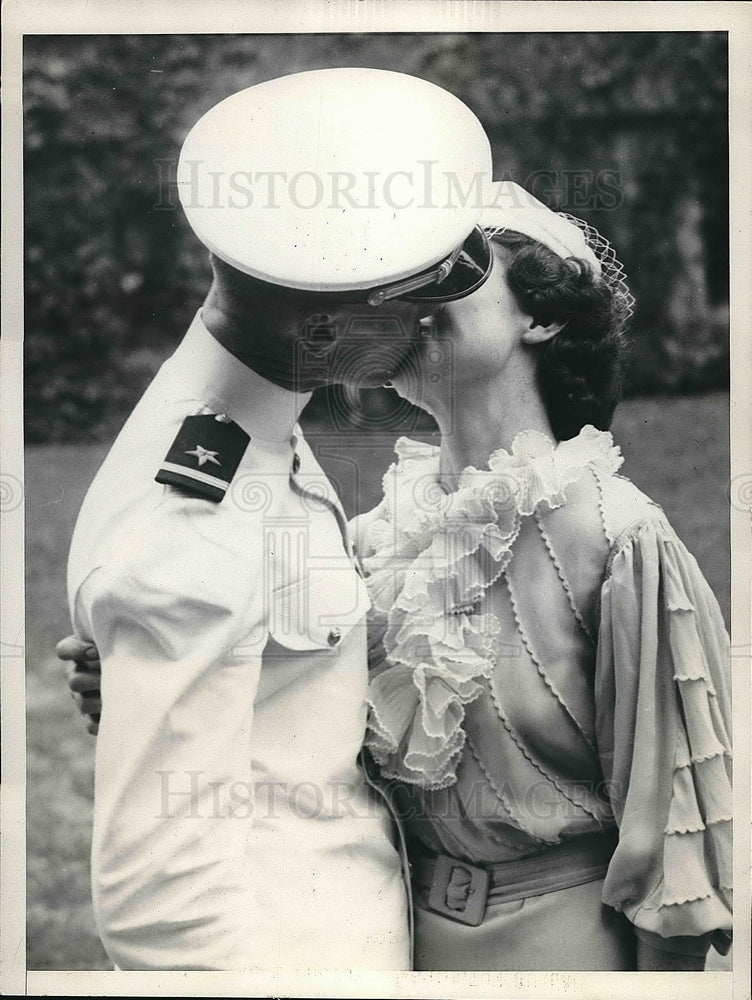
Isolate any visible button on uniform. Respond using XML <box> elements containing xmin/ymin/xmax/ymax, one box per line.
<box><xmin>327</xmin><ymin>628</ymin><xmax>342</xmax><ymax>647</ymax></box>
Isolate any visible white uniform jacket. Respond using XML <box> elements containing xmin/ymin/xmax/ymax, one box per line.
<box><xmin>67</xmin><ymin>312</ymin><xmax>409</xmax><ymax>971</ymax></box>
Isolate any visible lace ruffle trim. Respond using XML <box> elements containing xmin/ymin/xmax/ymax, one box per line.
<box><xmin>363</xmin><ymin>426</ymin><xmax>623</xmax><ymax>789</ymax></box>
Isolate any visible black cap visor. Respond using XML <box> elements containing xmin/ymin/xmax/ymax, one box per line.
<box><xmin>366</xmin><ymin>226</ymin><xmax>492</xmax><ymax>306</ymax></box>
<box><xmin>212</xmin><ymin>226</ymin><xmax>492</xmax><ymax>308</ymax></box>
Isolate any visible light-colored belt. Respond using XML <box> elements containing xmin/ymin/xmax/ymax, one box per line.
<box><xmin>413</xmin><ymin>829</ymin><xmax>619</xmax><ymax>927</ymax></box>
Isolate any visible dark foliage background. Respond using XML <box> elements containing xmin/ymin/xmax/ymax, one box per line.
<box><xmin>24</xmin><ymin>32</ymin><xmax>729</xmax><ymax>443</ymax></box>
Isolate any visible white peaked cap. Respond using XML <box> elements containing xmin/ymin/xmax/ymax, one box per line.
<box><xmin>480</xmin><ymin>181</ymin><xmax>601</xmax><ymax>273</ymax></box>
<box><xmin>177</xmin><ymin>68</ymin><xmax>493</xmax><ymax>293</ymax></box>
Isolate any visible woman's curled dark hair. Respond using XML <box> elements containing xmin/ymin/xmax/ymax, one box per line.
<box><xmin>489</xmin><ymin>230</ymin><xmax>630</xmax><ymax>441</ymax></box>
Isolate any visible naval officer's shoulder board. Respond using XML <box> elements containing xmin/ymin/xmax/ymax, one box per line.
<box><xmin>155</xmin><ymin>413</ymin><xmax>250</xmax><ymax>503</ymax></box>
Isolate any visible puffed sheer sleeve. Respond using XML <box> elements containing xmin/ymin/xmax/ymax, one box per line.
<box><xmin>595</xmin><ymin>516</ymin><xmax>732</xmax><ymax>955</ymax></box>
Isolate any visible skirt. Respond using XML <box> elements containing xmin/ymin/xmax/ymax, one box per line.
<box><xmin>413</xmin><ymin>876</ymin><xmax>637</xmax><ymax>971</ymax></box>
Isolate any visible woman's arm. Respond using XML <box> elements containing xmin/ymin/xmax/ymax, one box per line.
<box><xmin>595</xmin><ymin>508</ymin><xmax>732</xmax><ymax>960</ymax></box>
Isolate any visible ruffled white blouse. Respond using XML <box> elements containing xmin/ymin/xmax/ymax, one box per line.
<box><xmin>353</xmin><ymin>426</ymin><xmax>732</xmax><ymax>948</ymax></box>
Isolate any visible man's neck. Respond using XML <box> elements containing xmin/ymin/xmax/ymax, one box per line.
<box><xmin>201</xmin><ymin>296</ymin><xmax>310</xmax><ymax>392</ymax></box>
<box><xmin>173</xmin><ymin>310</ymin><xmax>312</xmax><ymax>443</ymax></box>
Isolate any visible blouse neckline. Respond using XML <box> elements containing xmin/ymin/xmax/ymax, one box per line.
<box><xmin>362</xmin><ymin>425</ymin><xmax>624</xmax><ymax>790</ymax></box>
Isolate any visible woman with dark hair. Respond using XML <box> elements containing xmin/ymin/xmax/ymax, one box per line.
<box><xmin>354</xmin><ymin>183</ymin><xmax>732</xmax><ymax>972</ymax></box>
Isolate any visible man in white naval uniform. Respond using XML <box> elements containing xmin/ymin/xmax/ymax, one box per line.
<box><xmin>60</xmin><ymin>69</ymin><xmax>494</xmax><ymax>970</ymax></box>
<box><xmin>66</xmin><ymin>299</ymin><xmax>411</xmax><ymax>971</ymax></box>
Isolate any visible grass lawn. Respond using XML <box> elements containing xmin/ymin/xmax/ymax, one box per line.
<box><xmin>24</xmin><ymin>391</ymin><xmax>731</xmax><ymax>970</ymax></box>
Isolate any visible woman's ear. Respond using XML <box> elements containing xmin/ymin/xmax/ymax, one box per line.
<box><xmin>521</xmin><ymin>319</ymin><xmax>566</xmax><ymax>345</ymax></box>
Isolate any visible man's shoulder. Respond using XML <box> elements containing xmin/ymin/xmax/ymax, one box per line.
<box><xmin>110</xmin><ymin>484</ymin><xmax>264</xmax><ymax>571</ymax></box>
<box><xmin>69</xmin><ymin>431</ymin><xmax>269</xmax><ymax>617</ymax></box>
<box><xmin>79</xmin><ymin>490</ymin><xmax>267</xmax><ymax>642</ymax></box>
<box><xmin>75</xmin><ymin>398</ymin><xmax>271</xmax><ymax>544</ymax></box>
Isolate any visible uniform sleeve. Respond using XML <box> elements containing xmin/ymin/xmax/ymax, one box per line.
<box><xmin>78</xmin><ymin>497</ymin><xmax>269</xmax><ymax>971</ymax></box>
<box><xmin>594</xmin><ymin>517</ymin><xmax>732</xmax><ymax>955</ymax></box>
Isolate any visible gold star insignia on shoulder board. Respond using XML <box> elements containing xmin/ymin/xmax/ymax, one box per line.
<box><xmin>185</xmin><ymin>445</ymin><xmax>221</xmax><ymax>467</ymax></box>
<box><xmin>156</xmin><ymin>414</ymin><xmax>250</xmax><ymax>502</ymax></box>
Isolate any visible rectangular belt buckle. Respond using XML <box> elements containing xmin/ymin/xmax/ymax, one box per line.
<box><xmin>427</xmin><ymin>854</ymin><xmax>490</xmax><ymax>927</ymax></box>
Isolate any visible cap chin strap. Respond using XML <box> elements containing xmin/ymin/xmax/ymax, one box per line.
<box><xmin>366</xmin><ymin>243</ymin><xmax>463</xmax><ymax>307</ymax></box>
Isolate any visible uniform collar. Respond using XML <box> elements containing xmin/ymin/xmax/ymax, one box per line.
<box><xmin>166</xmin><ymin>310</ymin><xmax>312</xmax><ymax>444</ymax></box>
